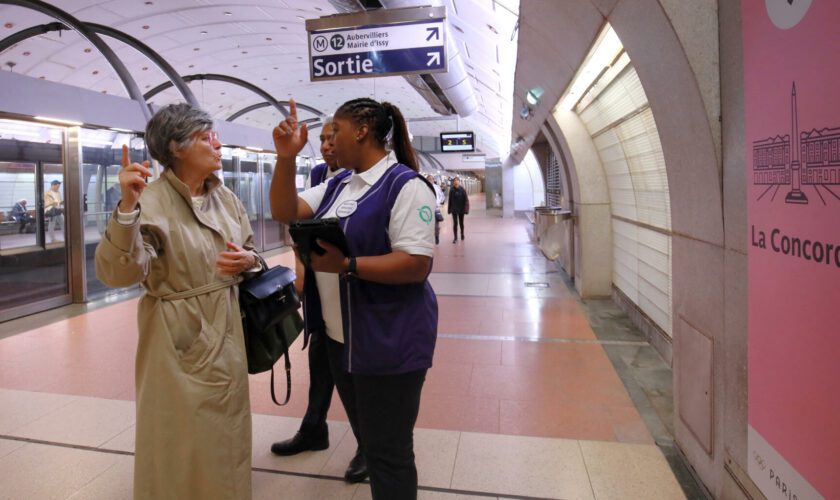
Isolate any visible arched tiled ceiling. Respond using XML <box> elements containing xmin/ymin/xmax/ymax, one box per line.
<box><xmin>0</xmin><ymin>0</ymin><xmax>519</xmax><ymax>160</ymax></box>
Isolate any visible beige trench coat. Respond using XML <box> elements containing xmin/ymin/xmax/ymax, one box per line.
<box><xmin>95</xmin><ymin>169</ymin><xmax>255</xmax><ymax>500</ymax></box>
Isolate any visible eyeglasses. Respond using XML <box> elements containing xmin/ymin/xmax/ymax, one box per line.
<box><xmin>195</xmin><ymin>130</ymin><xmax>220</xmax><ymax>144</ymax></box>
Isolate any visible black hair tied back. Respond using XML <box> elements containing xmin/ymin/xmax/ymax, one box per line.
<box><xmin>336</xmin><ymin>98</ymin><xmax>419</xmax><ymax>172</ymax></box>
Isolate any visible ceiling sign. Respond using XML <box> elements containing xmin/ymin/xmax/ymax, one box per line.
<box><xmin>305</xmin><ymin>6</ymin><xmax>447</xmax><ymax>82</ymax></box>
<box><xmin>440</xmin><ymin>131</ymin><xmax>475</xmax><ymax>152</ymax></box>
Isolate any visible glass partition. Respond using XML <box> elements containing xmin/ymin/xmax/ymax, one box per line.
<box><xmin>218</xmin><ymin>147</ymin><xmax>287</xmax><ymax>251</ymax></box>
<box><xmin>296</xmin><ymin>156</ymin><xmax>312</xmax><ymax>192</ymax></box>
<box><xmin>0</xmin><ymin>119</ymin><xmax>70</xmax><ymax>318</ymax></box>
<box><xmin>260</xmin><ymin>152</ymin><xmax>284</xmax><ymax>250</ymax></box>
<box><xmin>80</xmin><ymin>128</ymin><xmax>145</xmax><ymax>298</ymax></box>
<box><xmin>0</xmin><ymin>121</ymin><xmax>296</xmax><ymax>320</ymax></box>
<box><xmin>221</xmin><ymin>146</ymin><xmax>237</xmax><ymax>193</ymax></box>
<box><xmin>238</xmin><ymin>150</ymin><xmax>263</xmax><ymax>248</ymax></box>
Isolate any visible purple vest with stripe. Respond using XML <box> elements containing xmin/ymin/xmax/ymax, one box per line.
<box><xmin>303</xmin><ymin>163</ymin><xmax>438</xmax><ymax>375</ymax></box>
<box><xmin>309</xmin><ymin>163</ymin><xmax>330</xmax><ymax>187</ymax></box>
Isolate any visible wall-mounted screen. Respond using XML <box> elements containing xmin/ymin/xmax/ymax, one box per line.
<box><xmin>440</xmin><ymin>131</ymin><xmax>475</xmax><ymax>152</ymax></box>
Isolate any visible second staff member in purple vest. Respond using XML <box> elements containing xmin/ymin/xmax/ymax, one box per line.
<box><xmin>270</xmin><ymin>98</ymin><xmax>438</xmax><ymax>500</ymax></box>
<box><xmin>304</xmin><ymin>116</ymin><xmax>345</xmax><ymax>189</ymax></box>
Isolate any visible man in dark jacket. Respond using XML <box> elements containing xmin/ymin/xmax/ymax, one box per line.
<box><xmin>447</xmin><ymin>177</ymin><xmax>470</xmax><ymax>243</ymax></box>
<box><xmin>11</xmin><ymin>199</ymin><xmax>34</xmax><ymax>233</ymax></box>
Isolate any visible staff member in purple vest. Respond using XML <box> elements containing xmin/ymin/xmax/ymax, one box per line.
<box><xmin>271</xmin><ymin>116</ymin><xmax>365</xmax><ymax>482</ymax></box>
<box><xmin>304</xmin><ymin>116</ymin><xmax>345</xmax><ymax>189</ymax></box>
<box><xmin>270</xmin><ymin>98</ymin><xmax>438</xmax><ymax>499</ymax></box>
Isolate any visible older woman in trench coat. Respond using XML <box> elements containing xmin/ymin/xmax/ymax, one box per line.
<box><xmin>95</xmin><ymin>103</ymin><xmax>258</xmax><ymax>499</ymax></box>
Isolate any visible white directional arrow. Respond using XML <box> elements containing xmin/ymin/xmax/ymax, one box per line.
<box><xmin>426</xmin><ymin>51</ymin><xmax>441</xmax><ymax>67</ymax></box>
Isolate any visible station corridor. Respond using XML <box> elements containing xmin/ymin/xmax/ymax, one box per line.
<box><xmin>0</xmin><ymin>196</ymin><xmax>692</xmax><ymax>499</ymax></box>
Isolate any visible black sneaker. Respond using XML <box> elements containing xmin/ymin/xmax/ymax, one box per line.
<box><xmin>270</xmin><ymin>432</ymin><xmax>329</xmax><ymax>456</ymax></box>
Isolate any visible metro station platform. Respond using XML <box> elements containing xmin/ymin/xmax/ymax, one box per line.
<box><xmin>0</xmin><ymin>196</ymin><xmax>697</xmax><ymax>499</ymax></box>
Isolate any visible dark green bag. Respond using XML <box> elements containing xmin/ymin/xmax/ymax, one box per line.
<box><xmin>239</xmin><ymin>264</ymin><xmax>302</xmax><ymax>406</ymax></box>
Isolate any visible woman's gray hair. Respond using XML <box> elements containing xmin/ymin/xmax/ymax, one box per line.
<box><xmin>144</xmin><ymin>103</ymin><xmax>214</xmax><ymax>169</ymax></box>
<box><xmin>321</xmin><ymin>114</ymin><xmax>334</xmax><ymax>129</ymax></box>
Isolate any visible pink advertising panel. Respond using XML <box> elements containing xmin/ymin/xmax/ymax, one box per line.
<box><xmin>744</xmin><ymin>1</ymin><xmax>840</xmax><ymax>499</ymax></box>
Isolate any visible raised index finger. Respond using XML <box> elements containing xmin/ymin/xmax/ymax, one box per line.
<box><xmin>121</xmin><ymin>144</ymin><xmax>129</xmax><ymax>169</ymax></box>
<box><xmin>288</xmin><ymin>98</ymin><xmax>297</xmax><ymax>122</ymax></box>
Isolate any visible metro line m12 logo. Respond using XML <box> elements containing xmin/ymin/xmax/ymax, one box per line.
<box><xmin>752</xmin><ymin>82</ymin><xmax>840</xmax><ymax>206</ymax></box>
<box><xmin>330</xmin><ymin>34</ymin><xmax>345</xmax><ymax>51</ymax></box>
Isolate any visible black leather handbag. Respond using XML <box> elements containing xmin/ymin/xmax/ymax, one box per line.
<box><xmin>239</xmin><ymin>263</ymin><xmax>303</xmax><ymax>405</ymax></box>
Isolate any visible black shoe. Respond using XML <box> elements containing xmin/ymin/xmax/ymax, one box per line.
<box><xmin>452</xmin><ymin>238</ymin><xmax>457</xmax><ymax>243</ymax></box>
<box><xmin>344</xmin><ymin>448</ymin><xmax>368</xmax><ymax>483</ymax></box>
<box><xmin>270</xmin><ymin>432</ymin><xmax>329</xmax><ymax>456</ymax></box>
<box><xmin>461</xmin><ymin>234</ymin><xmax>464</xmax><ymax>240</ymax></box>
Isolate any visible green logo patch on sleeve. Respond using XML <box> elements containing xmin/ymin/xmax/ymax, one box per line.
<box><xmin>418</xmin><ymin>205</ymin><xmax>433</xmax><ymax>224</ymax></box>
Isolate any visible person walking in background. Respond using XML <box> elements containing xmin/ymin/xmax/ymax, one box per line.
<box><xmin>427</xmin><ymin>174</ymin><xmax>445</xmax><ymax>245</ymax></box>
<box><xmin>44</xmin><ymin>180</ymin><xmax>64</xmax><ymax>242</ymax></box>
<box><xmin>447</xmin><ymin>176</ymin><xmax>469</xmax><ymax>243</ymax></box>
<box><xmin>95</xmin><ymin>103</ymin><xmax>260</xmax><ymax>500</ymax></box>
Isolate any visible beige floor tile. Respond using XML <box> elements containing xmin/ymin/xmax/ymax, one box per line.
<box><xmin>319</xmin><ymin>425</ymin><xmax>359</xmax><ymax>478</ymax></box>
<box><xmin>0</xmin><ymin>443</ymin><xmax>120</xmax><ymax>499</ymax></box>
<box><xmin>417</xmin><ymin>492</ymin><xmax>495</xmax><ymax>500</ymax></box>
<box><xmin>579</xmin><ymin>441</ymin><xmax>686</xmax><ymax>500</ymax></box>
<box><xmin>451</xmin><ymin>432</ymin><xmax>594</xmax><ymax>500</ymax></box>
<box><xmin>252</xmin><ymin>471</ymin><xmax>358</xmax><ymax>500</ymax></box>
<box><xmin>100</xmin><ymin>425</ymin><xmax>135</xmax><ymax>453</ymax></box>
<box><xmin>355</xmin><ymin>486</ymin><xmax>494</xmax><ymax>499</ymax></box>
<box><xmin>429</xmin><ymin>274</ymin><xmax>489</xmax><ymax>296</ymax></box>
<box><xmin>0</xmin><ymin>389</ymin><xmax>79</xmax><ymax>435</ymax></box>
<box><xmin>9</xmin><ymin>396</ymin><xmax>135</xmax><ymax>447</ymax></box>
<box><xmin>67</xmin><ymin>455</ymin><xmax>134</xmax><ymax>500</ymax></box>
<box><xmin>485</xmin><ymin>275</ymin><xmax>539</xmax><ymax>298</ymax></box>
<box><xmin>0</xmin><ymin>437</ymin><xmax>25</xmax><ymax>459</ymax></box>
<box><xmin>414</xmin><ymin>428</ymin><xmax>461</xmax><ymax>488</ymax></box>
<box><xmin>352</xmin><ymin>486</ymin><xmax>373</xmax><ymax>500</ymax></box>
<box><xmin>252</xmin><ymin>413</ymin><xmax>350</xmax><ymax>474</ymax></box>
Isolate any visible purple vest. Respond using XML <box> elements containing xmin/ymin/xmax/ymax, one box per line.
<box><xmin>303</xmin><ymin>163</ymin><xmax>438</xmax><ymax>375</ymax></box>
<box><xmin>309</xmin><ymin>163</ymin><xmax>330</xmax><ymax>187</ymax></box>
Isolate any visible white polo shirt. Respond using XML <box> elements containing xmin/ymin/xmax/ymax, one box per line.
<box><xmin>299</xmin><ymin>151</ymin><xmax>436</xmax><ymax>343</ymax></box>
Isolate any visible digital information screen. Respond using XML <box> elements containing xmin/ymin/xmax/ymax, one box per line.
<box><xmin>440</xmin><ymin>132</ymin><xmax>475</xmax><ymax>152</ymax></box>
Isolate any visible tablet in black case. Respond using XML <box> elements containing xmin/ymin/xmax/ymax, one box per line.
<box><xmin>289</xmin><ymin>218</ymin><xmax>350</xmax><ymax>268</ymax></box>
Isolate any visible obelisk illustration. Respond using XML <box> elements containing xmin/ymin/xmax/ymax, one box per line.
<box><xmin>786</xmin><ymin>82</ymin><xmax>808</xmax><ymax>204</ymax></box>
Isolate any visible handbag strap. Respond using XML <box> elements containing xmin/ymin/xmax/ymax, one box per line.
<box><xmin>269</xmin><ymin>355</ymin><xmax>292</xmax><ymax>406</ymax></box>
<box><xmin>147</xmin><ymin>276</ymin><xmax>242</xmax><ymax>301</ymax></box>
<box><xmin>269</xmin><ymin>320</ymin><xmax>293</xmax><ymax>406</ymax></box>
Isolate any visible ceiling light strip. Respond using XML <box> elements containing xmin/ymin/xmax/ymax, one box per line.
<box><xmin>557</xmin><ymin>24</ymin><xmax>624</xmax><ymax>111</ymax></box>
<box><xmin>34</xmin><ymin>116</ymin><xmax>83</xmax><ymax>126</ymax></box>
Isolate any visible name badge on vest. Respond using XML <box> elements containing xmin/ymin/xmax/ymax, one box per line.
<box><xmin>336</xmin><ymin>200</ymin><xmax>358</xmax><ymax>218</ymax></box>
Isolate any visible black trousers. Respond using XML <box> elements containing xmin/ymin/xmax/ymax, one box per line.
<box><xmin>298</xmin><ymin>330</ymin><xmax>335</xmax><ymax>438</ymax></box>
<box><xmin>451</xmin><ymin>213</ymin><xmax>465</xmax><ymax>239</ymax></box>
<box><xmin>326</xmin><ymin>338</ymin><xmax>427</xmax><ymax>500</ymax></box>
